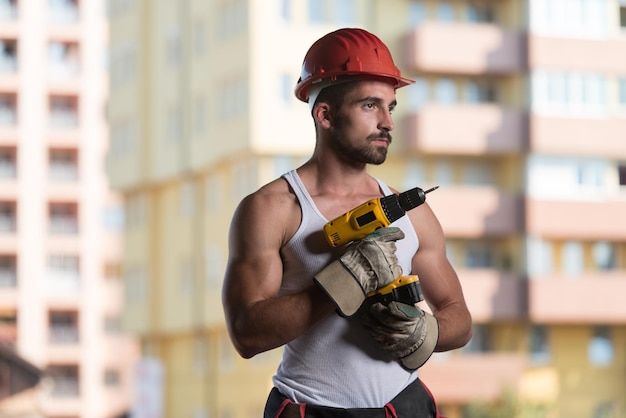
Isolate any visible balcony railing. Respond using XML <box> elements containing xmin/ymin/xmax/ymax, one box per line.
<box><xmin>403</xmin><ymin>22</ymin><xmax>525</xmax><ymax>75</ymax></box>
<box><xmin>49</xmin><ymin>326</ymin><xmax>79</xmax><ymax>344</ymax></box>
<box><xmin>0</xmin><ymin>55</ymin><xmax>17</xmax><ymax>73</ymax></box>
<box><xmin>403</xmin><ymin>105</ymin><xmax>526</xmax><ymax>155</ymax></box>
<box><xmin>49</xmin><ymin>218</ymin><xmax>79</xmax><ymax>234</ymax></box>
<box><xmin>0</xmin><ymin>270</ymin><xmax>17</xmax><ymax>287</ymax></box>
<box><xmin>50</xmin><ymin>378</ymin><xmax>79</xmax><ymax>397</ymax></box>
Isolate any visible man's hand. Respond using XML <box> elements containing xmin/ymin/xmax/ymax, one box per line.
<box><xmin>363</xmin><ymin>301</ymin><xmax>439</xmax><ymax>370</ymax></box>
<box><xmin>314</xmin><ymin>227</ymin><xmax>404</xmax><ymax>317</ymax></box>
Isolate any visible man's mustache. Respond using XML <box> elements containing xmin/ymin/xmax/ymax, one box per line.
<box><xmin>367</xmin><ymin>131</ymin><xmax>392</xmax><ymax>143</ymax></box>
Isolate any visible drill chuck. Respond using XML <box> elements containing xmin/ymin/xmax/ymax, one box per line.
<box><xmin>323</xmin><ymin>185</ymin><xmax>439</xmax><ymax>248</ymax></box>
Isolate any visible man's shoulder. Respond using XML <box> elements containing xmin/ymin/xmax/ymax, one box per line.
<box><xmin>239</xmin><ymin>177</ymin><xmax>298</xmax><ymax>215</ymax></box>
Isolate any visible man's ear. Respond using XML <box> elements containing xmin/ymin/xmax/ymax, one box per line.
<box><xmin>312</xmin><ymin>102</ymin><xmax>332</xmax><ymax>129</ymax></box>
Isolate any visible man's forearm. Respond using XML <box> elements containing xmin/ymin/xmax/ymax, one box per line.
<box><xmin>433</xmin><ymin>303</ymin><xmax>473</xmax><ymax>352</ymax></box>
<box><xmin>230</xmin><ymin>285</ymin><xmax>335</xmax><ymax>358</ymax></box>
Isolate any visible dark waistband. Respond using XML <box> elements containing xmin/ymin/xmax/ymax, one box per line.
<box><xmin>264</xmin><ymin>378</ymin><xmax>439</xmax><ymax>418</ymax></box>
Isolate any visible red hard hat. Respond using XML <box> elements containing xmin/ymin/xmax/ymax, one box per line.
<box><xmin>295</xmin><ymin>28</ymin><xmax>414</xmax><ymax>103</ymax></box>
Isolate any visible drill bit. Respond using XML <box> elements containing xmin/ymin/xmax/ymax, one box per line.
<box><xmin>424</xmin><ymin>186</ymin><xmax>439</xmax><ymax>194</ymax></box>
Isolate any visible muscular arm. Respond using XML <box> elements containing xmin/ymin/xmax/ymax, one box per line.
<box><xmin>409</xmin><ymin>204</ymin><xmax>472</xmax><ymax>351</ymax></box>
<box><xmin>222</xmin><ymin>185</ymin><xmax>335</xmax><ymax>359</ymax></box>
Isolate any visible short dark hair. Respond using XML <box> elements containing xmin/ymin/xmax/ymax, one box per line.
<box><xmin>314</xmin><ymin>81</ymin><xmax>359</xmax><ymax>114</ymax></box>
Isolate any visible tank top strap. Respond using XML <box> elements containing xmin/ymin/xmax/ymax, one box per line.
<box><xmin>282</xmin><ymin>169</ymin><xmax>328</xmax><ymax>223</ymax></box>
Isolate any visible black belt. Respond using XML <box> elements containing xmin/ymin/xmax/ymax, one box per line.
<box><xmin>264</xmin><ymin>378</ymin><xmax>441</xmax><ymax>418</ymax></box>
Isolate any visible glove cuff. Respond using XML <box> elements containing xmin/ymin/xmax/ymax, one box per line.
<box><xmin>313</xmin><ymin>260</ymin><xmax>366</xmax><ymax>317</ymax></box>
<box><xmin>400</xmin><ymin>312</ymin><xmax>439</xmax><ymax>370</ymax></box>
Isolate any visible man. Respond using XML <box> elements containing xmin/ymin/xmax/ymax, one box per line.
<box><xmin>222</xmin><ymin>28</ymin><xmax>472</xmax><ymax>417</ymax></box>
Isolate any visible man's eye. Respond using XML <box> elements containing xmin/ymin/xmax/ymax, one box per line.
<box><xmin>364</xmin><ymin>103</ymin><xmax>375</xmax><ymax>109</ymax></box>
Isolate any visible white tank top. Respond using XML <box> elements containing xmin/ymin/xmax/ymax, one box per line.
<box><xmin>273</xmin><ymin>170</ymin><xmax>420</xmax><ymax>408</ymax></box>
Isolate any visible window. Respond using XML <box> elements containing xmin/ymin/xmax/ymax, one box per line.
<box><xmin>192</xmin><ymin>337</ymin><xmax>208</xmax><ymax>375</ymax></box>
<box><xmin>0</xmin><ymin>39</ymin><xmax>18</xmax><ymax>72</ymax></box>
<box><xmin>0</xmin><ymin>0</ymin><xmax>18</xmax><ymax>20</ymax></box>
<box><xmin>462</xmin><ymin>161</ymin><xmax>494</xmax><ymax>185</ymax></box>
<box><xmin>0</xmin><ymin>94</ymin><xmax>17</xmax><ymax>125</ymax></box>
<box><xmin>110</xmin><ymin>120</ymin><xmax>138</xmax><ymax>157</ymax></box>
<box><xmin>403</xmin><ymin>161</ymin><xmax>426</xmax><ymax>190</ymax></box>
<box><xmin>179</xmin><ymin>259</ymin><xmax>194</xmax><ymax>296</ymax></box>
<box><xmin>0</xmin><ymin>255</ymin><xmax>17</xmax><ymax>288</ymax></box>
<box><xmin>49</xmin><ymin>202</ymin><xmax>79</xmax><ymax>234</ymax></box>
<box><xmin>166</xmin><ymin>104</ymin><xmax>182</xmax><ymax>142</ymax></box>
<box><xmin>335</xmin><ymin>0</ymin><xmax>355</xmax><ymax>25</ymax></box>
<box><xmin>407</xmin><ymin>77</ymin><xmax>429</xmax><ymax>110</ymax></box>
<box><xmin>193</xmin><ymin>96</ymin><xmax>207</xmax><ymax>135</ymax></box>
<box><xmin>308</xmin><ymin>0</ymin><xmax>324</xmax><ymax>23</ymax></box>
<box><xmin>180</xmin><ymin>180</ymin><xmax>196</xmax><ymax>217</ymax></box>
<box><xmin>206</xmin><ymin>174</ymin><xmax>223</xmax><ymax>213</ymax></box>
<box><xmin>435</xmin><ymin>79</ymin><xmax>456</xmax><ymax>104</ymax></box>
<box><xmin>436</xmin><ymin>1</ymin><xmax>455</xmax><ymax>22</ymax></box>
<box><xmin>205</xmin><ymin>245</ymin><xmax>223</xmax><ymax>286</ymax></box>
<box><xmin>593</xmin><ymin>401</ymin><xmax>619</xmax><ymax>418</ymax></box>
<box><xmin>619</xmin><ymin>164</ymin><xmax>626</xmax><ymax>187</ymax></box>
<box><xmin>409</xmin><ymin>1</ymin><xmax>426</xmax><ymax>26</ymax></box>
<box><xmin>48</xmin><ymin>0</ymin><xmax>79</xmax><ymax>24</ymax></box>
<box><xmin>561</xmin><ymin>241</ymin><xmax>583</xmax><ymax>276</ymax></box>
<box><xmin>104</xmin><ymin>368</ymin><xmax>120</xmax><ymax>387</ymax></box>
<box><xmin>463</xmin><ymin>80</ymin><xmax>496</xmax><ymax>103</ymax></box>
<box><xmin>193</xmin><ymin>20</ymin><xmax>207</xmax><ymax>56</ymax></box>
<box><xmin>0</xmin><ymin>201</ymin><xmax>16</xmax><ymax>232</ymax></box>
<box><xmin>104</xmin><ymin>315</ymin><xmax>121</xmax><ymax>333</ymax></box>
<box><xmin>49</xmin><ymin>311</ymin><xmax>79</xmax><ymax>344</ymax></box>
<box><xmin>0</xmin><ymin>147</ymin><xmax>16</xmax><ymax>178</ymax></box>
<box><xmin>103</xmin><ymin>205</ymin><xmax>124</xmax><ymax>230</ymax></box>
<box><xmin>49</xmin><ymin>148</ymin><xmax>78</xmax><ymax>181</ymax></box>
<box><xmin>589</xmin><ymin>326</ymin><xmax>613</xmax><ymax>366</ymax></box>
<box><xmin>49</xmin><ymin>95</ymin><xmax>79</xmax><ymax>127</ymax></box>
<box><xmin>125</xmin><ymin>266</ymin><xmax>147</xmax><ymax>303</ymax></box>
<box><xmin>527</xmin><ymin>237</ymin><xmax>553</xmax><ymax>276</ymax></box>
<box><xmin>280</xmin><ymin>0</ymin><xmax>291</xmax><ymax>21</ymax></box>
<box><xmin>433</xmin><ymin>160</ymin><xmax>453</xmax><ymax>185</ymax></box>
<box><xmin>464</xmin><ymin>2</ymin><xmax>494</xmax><ymax>23</ymax></box>
<box><xmin>465</xmin><ymin>241</ymin><xmax>494</xmax><ymax>268</ymax></box>
<box><xmin>111</xmin><ymin>42</ymin><xmax>136</xmax><ymax>87</ymax></box>
<box><xmin>47</xmin><ymin>254</ymin><xmax>80</xmax><ymax>293</ymax></box>
<box><xmin>165</xmin><ymin>26</ymin><xmax>181</xmax><ymax>68</ymax></box>
<box><xmin>463</xmin><ymin>324</ymin><xmax>491</xmax><ymax>353</ymax></box>
<box><xmin>529</xmin><ymin>325</ymin><xmax>550</xmax><ymax>364</ymax></box>
<box><xmin>619</xmin><ymin>78</ymin><xmax>626</xmax><ymax>107</ymax></box>
<box><xmin>593</xmin><ymin>241</ymin><xmax>615</xmax><ymax>271</ymax></box>
<box><xmin>279</xmin><ymin>73</ymin><xmax>292</xmax><ymax>105</ymax></box>
<box><xmin>47</xmin><ymin>365</ymin><xmax>80</xmax><ymax>397</ymax></box>
<box><xmin>48</xmin><ymin>41</ymin><xmax>79</xmax><ymax>79</ymax></box>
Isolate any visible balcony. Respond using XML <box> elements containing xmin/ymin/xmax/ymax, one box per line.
<box><xmin>420</xmin><ymin>353</ymin><xmax>527</xmax><ymax>403</ymax></box>
<box><xmin>528</xmin><ymin>273</ymin><xmax>626</xmax><ymax>323</ymax></box>
<box><xmin>403</xmin><ymin>105</ymin><xmax>527</xmax><ymax>155</ymax></box>
<box><xmin>403</xmin><ymin>22</ymin><xmax>525</xmax><ymax>75</ymax></box>
<box><xmin>428</xmin><ymin>186</ymin><xmax>524</xmax><ymax>238</ymax></box>
<box><xmin>526</xmin><ymin>198</ymin><xmax>626</xmax><ymax>240</ymax></box>
<box><xmin>457</xmin><ymin>270</ymin><xmax>526</xmax><ymax>322</ymax></box>
<box><xmin>529</xmin><ymin>35</ymin><xmax>626</xmax><ymax>73</ymax></box>
<box><xmin>530</xmin><ymin>115</ymin><xmax>626</xmax><ymax>159</ymax></box>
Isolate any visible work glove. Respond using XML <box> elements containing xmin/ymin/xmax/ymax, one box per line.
<box><xmin>314</xmin><ymin>227</ymin><xmax>404</xmax><ymax>317</ymax></box>
<box><xmin>363</xmin><ymin>301</ymin><xmax>439</xmax><ymax>370</ymax></box>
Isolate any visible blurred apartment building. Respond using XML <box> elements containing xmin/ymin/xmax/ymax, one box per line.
<box><xmin>0</xmin><ymin>0</ymin><xmax>137</xmax><ymax>417</ymax></box>
<box><xmin>106</xmin><ymin>0</ymin><xmax>626</xmax><ymax>417</ymax></box>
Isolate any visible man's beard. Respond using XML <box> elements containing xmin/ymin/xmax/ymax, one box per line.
<box><xmin>330</xmin><ymin>128</ymin><xmax>392</xmax><ymax>166</ymax></box>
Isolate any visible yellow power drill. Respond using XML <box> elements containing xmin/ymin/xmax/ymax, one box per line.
<box><xmin>322</xmin><ymin>186</ymin><xmax>439</xmax><ymax>305</ymax></box>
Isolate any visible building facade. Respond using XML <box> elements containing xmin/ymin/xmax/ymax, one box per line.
<box><xmin>106</xmin><ymin>0</ymin><xmax>626</xmax><ymax>417</ymax></box>
<box><xmin>0</xmin><ymin>0</ymin><xmax>137</xmax><ymax>417</ymax></box>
